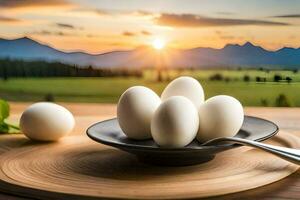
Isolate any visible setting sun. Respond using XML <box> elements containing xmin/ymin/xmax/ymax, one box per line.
<box><xmin>152</xmin><ymin>38</ymin><xmax>165</xmax><ymax>50</ymax></box>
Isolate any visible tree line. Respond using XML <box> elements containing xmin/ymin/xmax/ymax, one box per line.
<box><xmin>209</xmin><ymin>73</ymin><xmax>293</xmax><ymax>83</ymax></box>
<box><xmin>0</xmin><ymin>59</ymin><xmax>142</xmax><ymax>80</ymax></box>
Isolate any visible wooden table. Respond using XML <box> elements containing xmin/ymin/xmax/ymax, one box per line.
<box><xmin>2</xmin><ymin>103</ymin><xmax>300</xmax><ymax>200</ymax></box>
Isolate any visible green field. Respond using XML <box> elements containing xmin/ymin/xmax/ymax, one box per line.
<box><xmin>0</xmin><ymin>69</ymin><xmax>299</xmax><ymax>107</ymax></box>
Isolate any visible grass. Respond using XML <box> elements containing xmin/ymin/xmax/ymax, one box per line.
<box><xmin>0</xmin><ymin>69</ymin><xmax>299</xmax><ymax>106</ymax></box>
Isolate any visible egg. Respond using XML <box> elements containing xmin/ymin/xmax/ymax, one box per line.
<box><xmin>117</xmin><ymin>86</ymin><xmax>161</xmax><ymax>140</ymax></box>
<box><xmin>20</xmin><ymin>102</ymin><xmax>75</xmax><ymax>141</ymax></box>
<box><xmin>151</xmin><ymin>96</ymin><xmax>199</xmax><ymax>148</ymax></box>
<box><xmin>161</xmin><ymin>76</ymin><xmax>205</xmax><ymax>109</ymax></box>
<box><xmin>197</xmin><ymin>95</ymin><xmax>244</xmax><ymax>142</ymax></box>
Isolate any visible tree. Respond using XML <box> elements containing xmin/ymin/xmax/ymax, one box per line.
<box><xmin>286</xmin><ymin>76</ymin><xmax>292</xmax><ymax>83</ymax></box>
<box><xmin>273</xmin><ymin>74</ymin><xmax>282</xmax><ymax>82</ymax></box>
<box><xmin>224</xmin><ymin>77</ymin><xmax>231</xmax><ymax>82</ymax></box>
<box><xmin>156</xmin><ymin>69</ymin><xmax>163</xmax><ymax>82</ymax></box>
<box><xmin>44</xmin><ymin>93</ymin><xmax>55</xmax><ymax>102</ymax></box>
<box><xmin>0</xmin><ymin>59</ymin><xmax>143</xmax><ymax>78</ymax></box>
<box><xmin>275</xmin><ymin>94</ymin><xmax>291</xmax><ymax>107</ymax></box>
<box><xmin>209</xmin><ymin>73</ymin><xmax>223</xmax><ymax>81</ymax></box>
<box><xmin>243</xmin><ymin>75</ymin><xmax>250</xmax><ymax>82</ymax></box>
<box><xmin>261</xmin><ymin>99</ymin><xmax>268</xmax><ymax>106</ymax></box>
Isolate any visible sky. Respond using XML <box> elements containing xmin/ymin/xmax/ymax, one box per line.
<box><xmin>0</xmin><ymin>0</ymin><xmax>300</xmax><ymax>53</ymax></box>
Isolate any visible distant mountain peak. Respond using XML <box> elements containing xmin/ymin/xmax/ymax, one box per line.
<box><xmin>278</xmin><ymin>46</ymin><xmax>297</xmax><ymax>51</ymax></box>
<box><xmin>224</xmin><ymin>41</ymin><xmax>256</xmax><ymax>49</ymax></box>
<box><xmin>222</xmin><ymin>41</ymin><xmax>268</xmax><ymax>54</ymax></box>
<box><xmin>0</xmin><ymin>37</ymin><xmax>300</xmax><ymax>68</ymax></box>
<box><xmin>0</xmin><ymin>36</ymin><xmax>32</xmax><ymax>42</ymax></box>
<box><xmin>224</xmin><ymin>43</ymin><xmax>241</xmax><ymax>48</ymax></box>
<box><xmin>19</xmin><ymin>36</ymin><xmax>31</xmax><ymax>40</ymax></box>
<box><xmin>16</xmin><ymin>36</ymin><xmax>38</xmax><ymax>43</ymax></box>
<box><xmin>243</xmin><ymin>41</ymin><xmax>255</xmax><ymax>47</ymax></box>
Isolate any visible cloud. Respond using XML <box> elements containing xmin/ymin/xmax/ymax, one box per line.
<box><xmin>132</xmin><ymin>10</ymin><xmax>154</xmax><ymax>17</ymax></box>
<box><xmin>86</xmin><ymin>34</ymin><xmax>98</xmax><ymax>38</ymax></box>
<box><xmin>216</xmin><ymin>12</ymin><xmax>235</xmax><ymax>15</ymax></box>
<box><xmin>123</xmin><ymin>31</ymin><xmax>135</xmax><ymax>37</ymax></box>
<box><xmin>93</xmin><ymin>9</ymin><xmax>111</xmax><ymax>15</ymax></box>
<box><xmin>122</xmin><ymin>30</ymin><xmax>151</xmax><ymax>37</ymax></box>
<box><xmin>155</xmin><ymin>13</ymin><xmax>289</xmax><ymax>27</ymax></box>
<box><xmin>272</xmin><ymin>14</ymin><xmax>300</xmax><ymax>18</ymax></box>
<box><xmin>219</xmin><ymin>35</ymin><xmax>236</xmax><ymax>40</ymax></box>
<box><xmin>0</xmin><ymin>16</ymin><xmax>21</xmax><ymax>23</ymax></box>
<box><xmin>215</xmin><ymin>30</ymin><xmax>242</xmax><ymax>40</ymax></box>
<box><xmin>72</xmin><ymin>8</ymin><xmax>155</xmax><ymax>18</ymax></box>
<box><xmin>34</xmin><ymin>30</ymin><xmax>52</xmax><ymax>35</ymax></box>
<box><xmin>28</xmin><ymin>30</ymin><xmax>71</xmax><ymax>36</ymax></box>
<box><xmin>56</xmin><ymin>23</ymin><xmax>75</xmax><ymax>29</ymax></box>
<box><xmin>0</xmin><ymin>0</ymin><xmax>70</xmax><ymax>8</ymax></box>
<box><xmin>289</xmin><ymin>35</ymin><xmax>297</xmax><ymax>39</ymax></box>
<box><xmin>141</xmin><ymin>30</ymin><xmax>151</xmax><ymax>35</ymax></box>
<box><xmin>74</xmin><ymin>8</ymin><xmax>116</xmax><ymax>16</ymax></box>
<box><xmin>93</xmin><ymin>9</ymin><xmax>154</xmax><ymax>17</ymax></box>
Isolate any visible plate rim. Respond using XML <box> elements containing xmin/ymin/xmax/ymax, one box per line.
<box><xmin>86</xmin><ymin>116</ymin><xmax>279</xmax><ymax>152</ymax></box>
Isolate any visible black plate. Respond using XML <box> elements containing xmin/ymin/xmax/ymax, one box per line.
<box><xmin>87</xmin><ymin>116</ymin><xmax>278</xmax><ymax>166</ymax></box>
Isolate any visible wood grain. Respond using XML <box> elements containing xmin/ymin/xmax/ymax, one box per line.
<box><xmin>0</xmin><ymin>130</ymin><xmax>298</xmax><ymax>199</ymax></box>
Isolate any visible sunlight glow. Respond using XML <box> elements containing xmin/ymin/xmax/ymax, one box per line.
<box><xmin>152</xmin><ymin>38</ymin><xmax>165</xmax><ymax>50</ymax></box>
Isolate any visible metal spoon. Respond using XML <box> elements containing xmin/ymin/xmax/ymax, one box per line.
<box><xmin>203</xmin><ymin>137</ymin><xmax>300</xmax><ymax>165</ymax></box>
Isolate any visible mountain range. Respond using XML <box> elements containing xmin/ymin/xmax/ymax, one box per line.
<box><xmin>0</xmin><ymin>37</ymin><xmax>300</xmax><ymax>68</ymax></box>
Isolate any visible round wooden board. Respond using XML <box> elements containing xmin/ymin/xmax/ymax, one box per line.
<box><xmin>0</xmin><ymin>131</ymin><xmax>298</xmax><ymax>200</ymax></box>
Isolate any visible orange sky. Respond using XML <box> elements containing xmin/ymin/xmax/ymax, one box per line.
<box><xmin>0</xmin><ymin>0</ymin><xmax>300</xmax><ymax>53</ymax></box>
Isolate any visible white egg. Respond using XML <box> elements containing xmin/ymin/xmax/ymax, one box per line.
<box><xmin>117</xmin><ymin>86</ymin><xmax>161</xmax><ymax>140</ymax></box>
<box><xmin>151</xmin><ymin>96</ymin><xmax>199</xmax><ymax>148</ymax></box>
<box><xmin>161</xmin><ymin>76</ymin><xmax>205</xmax><ymax>109</ymax></box>
<box><xmin>197</xmin><ymin>95</ymin><xmax>244</xmax><ymax>142</ymax></box>
<box><xmin>20</xmin><ymin>102</ymin><xmax>75</xmax><ymax>141</ymax></box>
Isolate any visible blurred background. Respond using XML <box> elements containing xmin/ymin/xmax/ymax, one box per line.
<box><xmin>1</xmin><ymin>0</ymin><xmax>300</xmax><ymax>107</ymax></box>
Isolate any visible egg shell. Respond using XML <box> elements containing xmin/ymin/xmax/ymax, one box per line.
<box><xmin>197</xmin><ymin>95</ymin><xmax>244</xmax><ymax>142</ymax></box>
<box><xmin>161</xmin><ymin>76</ymin><xmax>205</xmax><ymax>109</ymax></box>
<box><xmin>20</xmin><ymin>102</ymin><xmax>75</xmax><ymax>141</ymax></box>
<box><xmin>117</xmin><ymin>86</ymin><xmax>161</xmax><ymax>140</ymax></box>
<box><xmin>151</xmin><ymin>96</ymin><xmax>199</xmax><ymax>148</ymax></box>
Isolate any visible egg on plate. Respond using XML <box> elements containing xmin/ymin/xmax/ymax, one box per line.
<box><xmin>161</xmin><ymin>76</ymin><xmax>205</xmax><ymax>109</ymax></box>
<box><xmin>117</xmin><ymin>86</ymin><xmax>161</xmax><ymax>140</ymax></box>
<box><xmin>151</xmin><ymin>96</ymin><xmax>199</xmax><ymax>148</ymax></box>
<box><xmin>197</xmin><ymin>95</ymin><xmax>244</xmax><ymax>142</ymax></box>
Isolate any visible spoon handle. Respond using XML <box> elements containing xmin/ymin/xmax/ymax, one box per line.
<box><xmin>205</xmin><ymin>137</ymin><xmax>300</xmax><ymax>165</ymax></box>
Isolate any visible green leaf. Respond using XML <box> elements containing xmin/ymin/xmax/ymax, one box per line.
<box><xmin>7</xmin><ymin>123</ymin><xmax>20</xmax><ymax>134</ymax></box>
<box><xmin>0</xmin><ymin>123</ymin><xmax>9</xmax><ymax>133</ymax></box>
<box><xmin>0</xmin><ymin>99</ymin><xmax>20</xmax><ymax>134</ymax></box>
<box><xmin>7</xmin><ymin>123</ymin><xmax>20</xmax><ymax>130</ymax></box>
<box><xmin>0</xmin><ymin>99</ymin><xmax>9</xmax><ymax>122</ymax></box>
